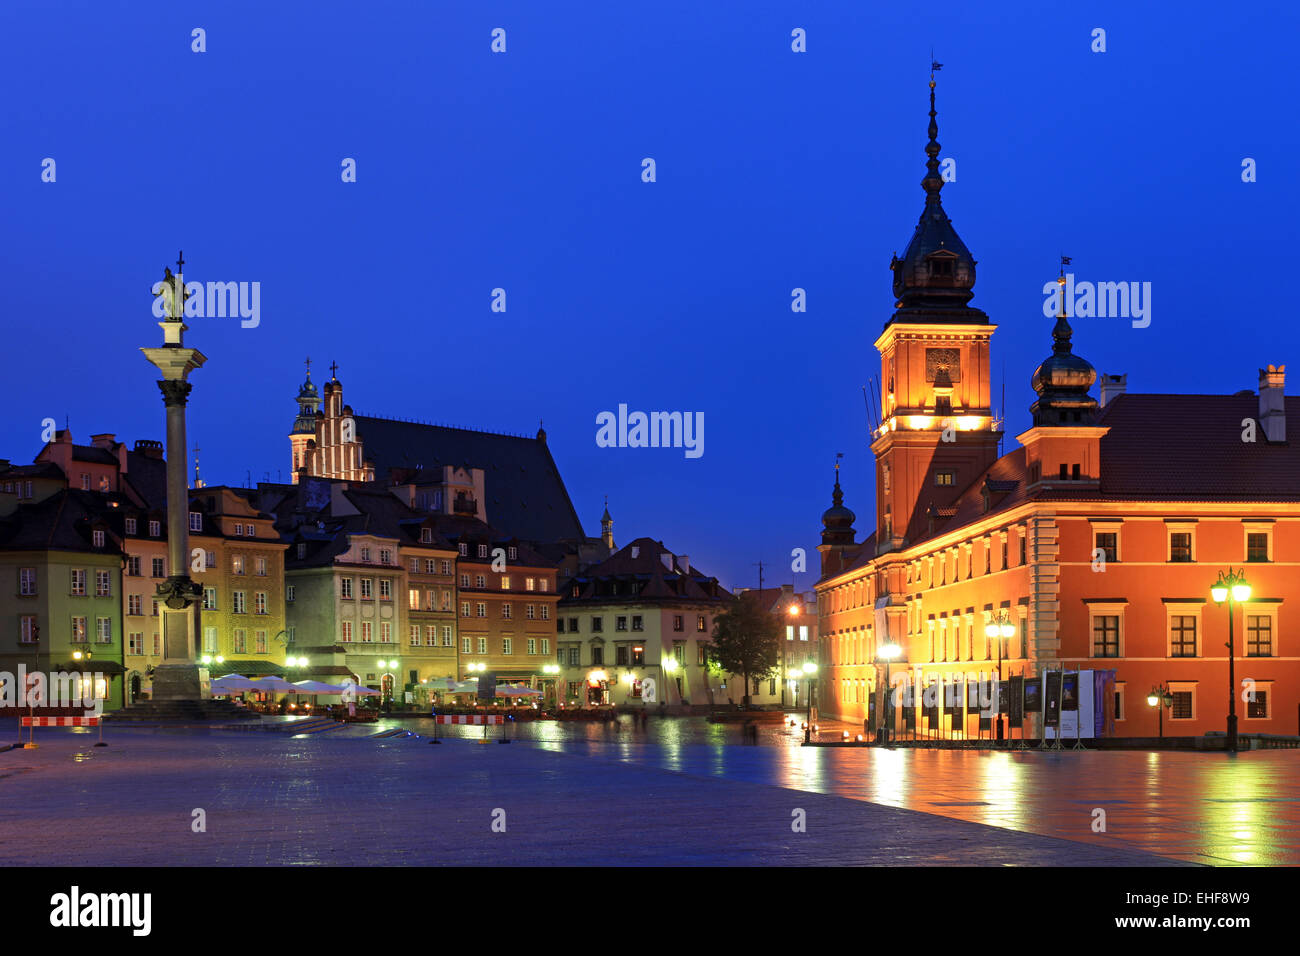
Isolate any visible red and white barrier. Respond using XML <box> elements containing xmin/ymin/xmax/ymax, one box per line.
<box><xmin>434</xmin><ymin>714</ymin><xmax>504</xmax><ymax>725</ymax></box>
<box><xmin>17</xmin><ymin>714</ymin><xmax>105</xmax><ymax>748</ymax></box>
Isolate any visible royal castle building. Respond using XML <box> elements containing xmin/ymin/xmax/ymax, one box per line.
<box><xmin>816</xmin><ymin>78</ymin><xmax>1300</xmax><ymax>741</ymax></box>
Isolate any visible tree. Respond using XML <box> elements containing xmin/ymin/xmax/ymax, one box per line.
<box><xmin>704</xmin><ymin>597</ymin><xmax>782</xmax><ymax>710</ymax></box>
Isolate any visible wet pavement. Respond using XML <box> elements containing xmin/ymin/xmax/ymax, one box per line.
<box><xmin>1</xmin><ymin>714</ymin><xmax>1290</xmax><ymax>865</ymax></box>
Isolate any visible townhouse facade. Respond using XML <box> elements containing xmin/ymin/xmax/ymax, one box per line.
<box><xmin>556</xmin><ymin>538</ymin><xmax>730</xmax><ymax>710</ymax></box>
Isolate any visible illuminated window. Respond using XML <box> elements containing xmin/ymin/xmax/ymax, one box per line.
<box><xmin>1246</xmin><ymin>615</ymin><xmax>1273</xmax><ymax>657</ymax></box>
<box><xmin>1169</xmin><ymin>616</ymin><xmax>1197</xmax><ymax>657</ymax></box>
<box><xmin>1247</xmin><ymin>532</ymin><xmax>1270</xmax><ymax>562</ymax></box>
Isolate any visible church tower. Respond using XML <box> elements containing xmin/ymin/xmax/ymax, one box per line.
<box><xmin>289</xmin><ymin>359</ymin><xmax>321</xmax><ymax>484</ymax></box>
<box><xmin>817</xmin><ymin>464</ymin><xmax>857</xmax><ymax>576</ymax></box>
<box><xmin>600</xmin><ymin>498</ymin><xmax>615</xmax><ymax>551</ymax></box>
<box><xmin>871</xmin><ymin>71</ymin><xmax>1002</xmax><ymax>552</ymax></box>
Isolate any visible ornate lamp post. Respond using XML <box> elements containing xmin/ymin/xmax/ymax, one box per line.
<box><xmin>985</xmin><ymin>610</ymin><xmax>1015</xmax><ymax>743</ymax></box>
<box><xmin>1211</xmin><ymin>569</ymin><xmax>1251</xmax><ymax>754</ymax></box>
<box><xmin>1146</xmin><ymin>685</ymin><xmax>1173</xmax><ymax>740</ymax></box>
<box><xmin>878</xmin><ymin>642</ymin><xmax>902</xmax><ymax>743</ymax></box>
<box><xmin>801</xmin><ymin>660</ymin><xmax>817</xmax><ymax>743</ymax></box>
<box><xmin>140</xmin><ymin>253</ymin><xmax>209</xmax><ymax>701</ymax></box>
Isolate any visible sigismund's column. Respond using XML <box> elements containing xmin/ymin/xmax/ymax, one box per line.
<box><xmin>140</xmin><ymin>253</ymin><xmax>209</xmax><ymax>700</ymax></box>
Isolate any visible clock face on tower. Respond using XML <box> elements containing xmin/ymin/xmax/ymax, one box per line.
<box><xmin>925</xmin><ymin>348</ymin><xmax>961</xmax><ymax>383</ymax></box>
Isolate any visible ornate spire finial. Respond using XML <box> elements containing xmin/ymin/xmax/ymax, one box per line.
<box><xmin>1054</xmin><ymin>255</ymin><xmax>1074</xmax><ymax>350</ymax></box>
<box><xmin>305</xmin><ymin>355</ymin><xmax>312</xmax><ymax>379</ymax></box>
<box><xmin>177</xmin><ymin>250</ymin><xmax>185</xmax><ymax>272</ymax></box>
<box><xmin>923</xmin><ymin>60</ymin><xmax>944</xmax><ymax>200</ymax></box>
<box><xmin>329</xmin><ymin>360</ymin><xmax>339</xmax><ymax>380</ymax></box>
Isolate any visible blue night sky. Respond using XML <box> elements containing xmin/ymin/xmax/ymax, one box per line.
<box><xmin>2</xmin><ymin>1</ymin><xmax>1296</xmax><ymax>593</ymax></box>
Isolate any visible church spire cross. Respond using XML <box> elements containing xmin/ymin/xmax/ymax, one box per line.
<box><xmin>329</xmin><ymin>360</ymin><xmax>339</xmax><ymax>380</ymax></box>
<box><xmin>176</xmin><ymin>250</ymin><xmax>185</xmax><ymax>272</ymax></box>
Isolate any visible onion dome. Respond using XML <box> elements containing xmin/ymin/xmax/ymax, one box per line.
<box><xmin>1030</xmin><ymin>312</ymin><xmax>1099</xmax><ymax>426</ymax></box>
<box><xmin>291</xmin><ymin>362</ymin><xmax>321</xmax><ymax>435</ymax></box>
<box><xmin>821</xmin><ymin>468</ymin><xmax>856</xmax><ymax>547</ymax></box>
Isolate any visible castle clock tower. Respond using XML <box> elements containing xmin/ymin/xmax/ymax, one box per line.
<box><xmin>871</xmin><ymin>73</ymin><xmax>1002</xmax><ymax>553</ymax></box>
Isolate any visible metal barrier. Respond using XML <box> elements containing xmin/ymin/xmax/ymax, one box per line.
<box><xmin>429</xmin><ymin>713</ymin><xmax>509</xmax><ymax>744</ymax></box>
<box><xmin>19</xmin><ymin>715</ymin><xmax>105</xmax><ymax>749</ymax></box>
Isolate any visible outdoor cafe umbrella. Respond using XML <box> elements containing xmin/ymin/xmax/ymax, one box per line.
<box><xmin>293</xmin><ymin>680</ymin><xmax>345</xmax><ymax>694</ymax></box>
<box><xmin>495</xmin><ymin>685</ymin><xmax>541</xmax><ymax>697</ymax></box>
<box><xmin>249</xmin><ymin>676</ymin><xmax>301</xmax><ymax>693</ymax></box>
<box><xmin>210</xmin><ymin>676</ymin><xmax>258</xmax><ymax>693</ymax></box>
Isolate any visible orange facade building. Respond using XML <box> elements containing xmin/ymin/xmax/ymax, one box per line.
<box><xmin>816</xmin><ymin>80</ymin><xmax>1299</xmax><ymax>741</ymax></box>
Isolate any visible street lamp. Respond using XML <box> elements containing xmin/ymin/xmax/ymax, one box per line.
<box><xmin>878</xmin><ymin>642</ymin><xmax>902</xmax><ymax>743</ymax></box>
<box><xmin>542</xmin><ymin>663</ymin><xmax>560</xmax><ymax>709</ymax></box>
<box><xmin>1147</xmin><ymin>685</ymin><xmax>1174</xmax><ymax>740</ymax></box>
<box><xmin>984</xmin><ymin>610</ymin><xmax>1015</xmax><ymax>743</ymax></box>
<box><xmin>801</xmin><ymin>660</ymin><xmax>817</xmax><ymax>742</ymax></box>
<box><xmin>662</xmin><ymin>655</ymin><xmax>678</xmax><ymax>708</ymax></box>
<box><xmin>1211</xmin><ymin>569</ymin><xmax>1250</xmax><ymax>754</ymax></box>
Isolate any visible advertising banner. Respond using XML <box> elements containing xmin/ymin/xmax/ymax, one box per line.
<box><xmin>1044</xmin><ymin>670</ymin><xmax>1062</xmax><ymax>728</ymax></box>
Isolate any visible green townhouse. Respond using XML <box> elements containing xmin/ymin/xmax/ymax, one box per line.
<box><xmin>0</xmin><ymin>487</ymin><xmax>127</xmax><ymax>710</ymax></box>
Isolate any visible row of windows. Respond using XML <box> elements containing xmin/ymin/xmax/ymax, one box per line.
<box><xmin>201</xmin><ymin>627</ymin><xmax>272</xmax><ymax>656</ymax></box>
<box><xmin>122</xmin><ymin>518</ymin><xmax>162</xmax><ymax>537</ymax></box>
<box><xmin>458</xmin><ymin>573</ymin><xmax>550</xmax><ymax>592</ymax></box>
<box><xmin>453</xmin><ymin>543</ymin><xmax>520</xmax><ymax>561</ymax></box>
<box><xmin>554</xmin><ymin>641</ymin><xmax>701</xmax><ymax>668</ymax></box>
<box><xmin>32</xmin><ymin>568</ymin><xmax>120</xmax><ymax>597</ymax></box>
<box><xmin>408</xmin><ymin>557</ymin><xmax>454</xmax><ymax>575</ymax></box>
<box><xmin>556</xmin><ymin>614</ymin><xmax>709</xmax><ymax>634</ymax></box>
<box><xmin>17</xmin><ymin>615</ymin><xmax>114</xmax><ymax>644</ymax></box>
<box><xmin>450</xmin><ymin>635</ymin><xmax>553</xmax><ymax>656</ymax></box>
<box><xmin>3</xmin><ymin>480</ymin><xmax>35</xmax><ymax>499</ymax></box>
<box><xmin>340</xmin><ymin>577</ymin><xmax>394</xmax><ymax>600</ymax></box>
<box><xmin>1093</xmin><ymin>528</ymin><xmax>1272</xmax><ymax>564</ymax></box>
<box><xmin>459</xmin><ymin>601</ymin><xmax>550</xmax><ymax>620</ymax></box>
<box><xmin>408</xmin><ymin>624</ymin><xmax>457</xmax><ymax>647</ymax></box>
<box><xmin>408</xmin><ymin>589</ymin><xmax>454</xmax><ymax>611</ymax></box>
<box><xmin>1090</xmin><ymin>612</ymin><xmax>1277</xmax><ymax>658</ymax></box>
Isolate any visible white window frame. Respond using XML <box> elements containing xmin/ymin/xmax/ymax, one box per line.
<box><xmin>1087</xmin><ymin>602</ymin><xmax>1127</xmax><ymax>659</ymax></box>
<box><xmin>1243</xmin><ymin>522</ymin><xmax>1274</xmax><ymax>563</ymax></box>
<box><xmin>1165</xmin><ymin>603</ymin><xmax>1203</xmax><ymax>658</ymax></box>
<box><xmin>1166</xmin><ymin>522</ymin><xmax>1197</xmax><ymax>563</ymax></box>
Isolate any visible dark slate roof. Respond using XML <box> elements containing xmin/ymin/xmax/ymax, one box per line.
<box><xmin>1095</xmin><ymin>393</ymin><xmax>1300</xmax><ymax>500</ymax></box>
<box><xmin>0</xmin><ymin>461</ymin><xmax>64</xmax><ymax>480</ymax></box>
<box><xmin>0</xmin><ymin>489</ymin><xmax>125</xmax><ymax>555</ymax></box>
<box><xmin>122</xmin><ymin>449</ymin><xmax>169</xmax><ymax>510</ymax></box>
<box><xmin>560</xmin><ymin>537</ymin><xmax>730</xmax><ymax>605</ymax></box>
<box><xmin>70</xmin><ymin>445</ymin><xmax>117</xmax><ymax>465</ymax></box>
<box><xmin>352</xmin><ymin>416</ymin><xmax>584</xmax><ymax>543</ymax></box>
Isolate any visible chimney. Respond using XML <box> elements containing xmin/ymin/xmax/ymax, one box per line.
<box><xmin>676</xmin><ymin>555</ymin><xmax>690</xmax><ymax>574</ymax></box>
<box><xmin>660</xmin><ymin>552</ymin><xmax>673</xmax><ymax>572</ymax></box>
<box><xmin>1099</xmin><ymin>374</ymin><xmax>1127</xmax><ymax>408</ymax></box>
<box><xmin>1260</xmin><ymin>365</ymin><xmax>1286</xmax><ymax>442</ymax></box>
<box><xmin>90</xmin><ymin>433</ymin><xmax>116</xmax><ymax>449</ymax></box>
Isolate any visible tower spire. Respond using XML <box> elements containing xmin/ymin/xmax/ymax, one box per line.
<box><xmin>923</xmin><ymin>59</ymin><xmax>944</xmax><ymax>200</ymax></box>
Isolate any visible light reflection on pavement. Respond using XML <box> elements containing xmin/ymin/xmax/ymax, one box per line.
<box><xmin>354</xmin><ymin>713</ymin><xmax>1300</xmax><ymax>867</ymax></box>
